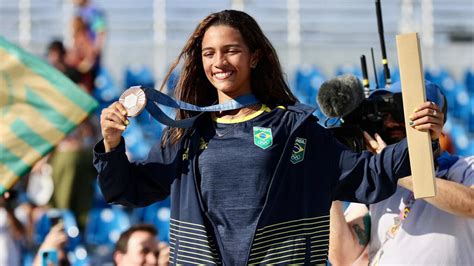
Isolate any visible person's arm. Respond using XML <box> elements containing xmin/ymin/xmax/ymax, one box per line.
<box><xmin>32</xmin><ymin>223</ymin><xmax>68</xmax><ymax>266</ymax></box>
<box><xmin>328</xmin><ymin>101</ymin><xmax>443</xmax><ymax>204</ymax></box>
<box><xmin>329</xmin><ymin>201</ymin><xmax>369</xmax><ymax>265</ymax></box>
<box><xmin>94</xmin><ymin>137</ymin><xmax>178</xmax><ymax>208</ymax></box>
<box><xmin>398</xmin><ymin>176</ymin><xmax>474</xmax><ymax>218</ymax></box>
<box><xmin>95</xmin><ymin>102</ymin><xmax>179</xmax><ymax>207</ymax></box>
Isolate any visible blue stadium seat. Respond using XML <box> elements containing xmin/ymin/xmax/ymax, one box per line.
<box><xmin>377</xmin><ymin>67</ymin><xmax>400</xmax><ymax>89</ymax></box>
<box><xmin>68</xmin><ymin>245</ymin><xmax>90</xmax><ymax>266</ymax></box>
<box><xmin>93</xmin><ymin>67</ymin><xmax>122</xmax><ymax>115</ymax></box>
<box><xmin>424</xmin><ymin>67</ymin><xmax>453</xmax><ymax>87</ymax></box>
<box><xmin>451</xmin><ymin>86</ymin><xmax>470</xmax><ymax>120</ymax></box>
<box><xmin>335</xmin><ymin>64</ymin><xmax>362</xmax><ymax>79</ymax></box>
<box><xmin>449</xmin><ymin>122</ymin><xmax>471</xmax><ymax>156</ymax></box>
<box><xmin>460</xmin><ymin>97</ymin><xmax>474</xmax><ymax>133</ymax></box>
<box><xmin>34</xmin><ymin>209</ymin><xmax>82</xmax><ymax>251</ymax></box>
<box><xmin>167</xmin><ymin>69</ymin><xmax>180</xmax><ymax>93</ymax></box>
<box><xmin>294</xmin><ymin>65</ymin><xmax>326</xmax><ymax>105</ymax></box>
<box><xmin>124</xmin><ymin>64</ymin><xmax>155</xmax><ymax>90</ymax></box>
<box><xmin>463</xmin><ymin>68</ymin><xmax>474</xmax><ymax>96</ymax></box>
<box><xmin>122</xmin><ymin>121</ymin><xmax>150</xmax><ymax>160</ymax></box>
<box><xmin>85</xmin><ymin>206</ymin><xmax>131</xmax><ymax>248</ymax></box>
<box><xmin>91</xmin><ymin>179</ymin><xmax>109</xmax><ymax>209</ymax></box>
<box><xmin>130</xmin><ymin>197</ymin><xmax>171</xmax><ymax>243</ymax></box>
<box><xmin>136</xmin><ymin>110</ymin><xmax>165</xmax><ymax>140</ymax></box>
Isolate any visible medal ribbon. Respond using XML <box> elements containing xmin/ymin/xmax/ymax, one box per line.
<box><xmin>135</xmin><ymin>86</ymin><xmax>260</xmax><ymax>128</ymax></box>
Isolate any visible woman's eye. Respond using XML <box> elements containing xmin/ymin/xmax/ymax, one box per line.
<box><xmin>202</xmin><ymin>52</ymin><xmax>213</xmax><ymax>57</ymax></box>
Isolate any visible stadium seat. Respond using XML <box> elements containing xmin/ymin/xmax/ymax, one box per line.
<box><xmin>294</xmin><ymin>65</ymin><xmax>326</xmax><ymax>105</ymax></box>
<box><xmin>377</xmin><ymin>67</ymin><xmax>400</xmax><ymax>89</ymax></box>
<box><xmin>449</xmin><ymin>122</ymin><xmax>471</xmax><ymax>156</ymax></box>
<box><xmin>424</xmin><ymin>67</ymin><xmax>453</xmax><ymax>87</ymax></box>
<box><xmin>84</xmin><ymin>206</ymin><xmax>131</xmax><ymax>248</ymax></box>
<box><xmin>130</xmin><ymin>197</ymin><xmax>171</xmax><ymax>243</ymax></box>
<box><xmin>124</xmin><ymin>64</ymin><xmax>155</xmax><ymax>90</ymax></box>
<box><xmin>451</xmin><ymin>86</ymin><xmax>470</xmax><ymax>120</ymax></box>
<box><xmin>463</xmin><ymin>68</ymin><xmax>474</xmax><ymax>95</ymax></box>
<box><xmin>460</xmin><ymin>97</ymin><xmax>474</xmax><ymax>133</ymax></box>
<box><xmin>122</xmin><ymin>121</ymin><xmax>150</xmax><ymax>160</ymax></box>
<box><xmin>91</xmin><ymin>179</ymin><xmax>109</xmax><ymax>209</ymax></box>
<box><xmin>335</xmin><ymin>64</ymin><xmax>362</xmax><ymax>79</ymax></box>
<box><xmin>92</xmin><ymin>67</ymin><xmax>122</xmax><ymax>115</ymax></box>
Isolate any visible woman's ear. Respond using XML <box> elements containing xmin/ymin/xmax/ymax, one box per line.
<box><xmin>250</xmin><ymin>50</ymin><xmax>260</xmax><ymax>68</ymax></box>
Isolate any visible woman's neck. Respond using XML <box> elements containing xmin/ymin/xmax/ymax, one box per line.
<box><xmin>215</xmin><ymin>103</ymin><xmax>261</xmax><ymax>119</ymax></box>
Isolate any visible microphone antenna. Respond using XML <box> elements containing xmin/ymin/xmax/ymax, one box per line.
<box><xmin>360</xmin><ymin>55</ymin><xmax>370</xmax><ymax>97</ymax></box>
<box><xmin>375</xmin><ymin>0</ymin><xmax>391</xmax><ymax>88</ymax></box>
<box><xmin>371</xmin><ymin>47</ymin><xmax>380</xmax><ymax>89</ymax></box>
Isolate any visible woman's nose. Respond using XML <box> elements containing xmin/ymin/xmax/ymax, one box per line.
<box><xmin>214</xmin><ymin>53</ymin><xmax>228</xmax><ymax>67</ymax></box>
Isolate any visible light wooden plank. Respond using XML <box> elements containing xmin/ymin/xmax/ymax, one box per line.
<box><xmin>396</xmin><ymin>32</ymin><xmax>436</xmax><ymax>199</ymax></box>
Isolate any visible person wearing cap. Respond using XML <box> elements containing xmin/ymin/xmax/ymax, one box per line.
<box><xmin>328</xmin><ymin>81</ymin><xmax>474</xmax><ymax>265</ymax></box>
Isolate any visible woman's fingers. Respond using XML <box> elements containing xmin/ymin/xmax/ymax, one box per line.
<box><xmin>409</xmin><ymin>101</ymin><xmax>440</xmax><ymax>121</ymax></box>
<box><xmin>409</xmin><ymin>101</ymin><xmax>443</xmax><ymax>140</ymax></box>
<box><xmin>102</xmin><ymin>119</ymin><xmax>126</xmax><ymax>132</ymax></box>
<box><xmin>101</xmin><ymin>102</ymin><xmax>128</xmax><ymax>125</ymax></box>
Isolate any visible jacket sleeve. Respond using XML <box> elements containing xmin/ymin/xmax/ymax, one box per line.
<box><xmin>93</xmin><ymin>137</ymin><xmax>180</xmax><ymax>207</ymax></box>
<box><xmin>314</xmin><ymin>125</ymin><xmax>412</xmax><ymax>204</ymax></box>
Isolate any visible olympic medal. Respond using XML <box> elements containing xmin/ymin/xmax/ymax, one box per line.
<box><xmin>119</xmin><ymin>86</ymin><xmax>147</xmax><ymax>117</ymax></box>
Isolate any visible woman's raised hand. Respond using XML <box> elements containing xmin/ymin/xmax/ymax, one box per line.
<box><xmin>100</xmin><ymin>102</ymin><xmax>129</xmax><ymax>152</ymax></box>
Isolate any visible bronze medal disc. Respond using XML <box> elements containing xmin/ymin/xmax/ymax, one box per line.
<box><xmin>119</xmin><ymin>86</ymin><xmax>147</xmax><ymax>117</ymax></box>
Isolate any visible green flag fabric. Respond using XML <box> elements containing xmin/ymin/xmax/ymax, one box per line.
<box><xmin>0</xmin><ymin>36</ymin><xmax>98</xmax><ymax>194</ymax></box>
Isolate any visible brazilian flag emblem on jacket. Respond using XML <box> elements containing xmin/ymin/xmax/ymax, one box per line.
<box><xmin>253</xmin><ymin>127</ymin><xmax>272</xmax><ymax>149</ymax></box>
<box><xmin>291</xmin><ymin>137</ymin><xmax>307</xmax><ymax>164</ymax></box>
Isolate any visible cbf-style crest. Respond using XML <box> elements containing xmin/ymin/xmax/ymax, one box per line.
<box><xmin>290</xmin><ymin>137</ymin><xmax>307</xmax><ymax>164</ymax></box>
<box><xmin>253</xmin><ymin>127</ymin><xmax>273</xmax><ymax>149</ymax></box>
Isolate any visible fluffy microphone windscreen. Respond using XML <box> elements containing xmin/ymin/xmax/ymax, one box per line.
<box><xmin>317</xmin><ymin>74</ymin><xmax>365</xmax><ymax>118</ymax></box>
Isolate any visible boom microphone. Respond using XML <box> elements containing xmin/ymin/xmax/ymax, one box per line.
<box><xmin>317</xmin><ymin>74</ymin><xmax>365</xmax><ymax>118</ymax></box>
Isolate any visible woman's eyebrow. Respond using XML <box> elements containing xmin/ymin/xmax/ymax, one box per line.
<box><xmin>202</xmin><ymin>44</ymin><xmax>242</xmax><ymax>51</ymax></box>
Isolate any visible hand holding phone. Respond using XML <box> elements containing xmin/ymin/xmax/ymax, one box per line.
<box><xmin>40</xmin><ymin>249</ymin><xmax>58</xmax><ymax>266</ymax></box>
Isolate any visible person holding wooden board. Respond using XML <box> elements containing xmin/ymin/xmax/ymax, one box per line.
<box><xmin>328</xmin><ymin>81</ymin><xmax>474</xmax><ymax>265</ymax></box>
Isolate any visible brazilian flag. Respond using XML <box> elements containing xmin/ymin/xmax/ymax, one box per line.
<box><xmin>0</xmin><ymin>36</ymin><xmax>98</xmax><ymax>194</ymax></box>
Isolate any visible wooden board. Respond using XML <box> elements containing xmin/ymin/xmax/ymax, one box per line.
<box><xmin>396</xmin><ymin>32</ymin><xmax>437</xmax><ymax>199</ymax></box>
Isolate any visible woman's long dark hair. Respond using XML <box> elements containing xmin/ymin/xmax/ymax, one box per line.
<box><xmin>161</xmin><ymin>10</ymin><xmax>298</xmax><ymax>145</ymax></box>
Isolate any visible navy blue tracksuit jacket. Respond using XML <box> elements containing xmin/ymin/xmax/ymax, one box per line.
<box><xmin>93</xmin><ymin>103</ymin><xmax>411</xmax><ymax>265</ymax></box>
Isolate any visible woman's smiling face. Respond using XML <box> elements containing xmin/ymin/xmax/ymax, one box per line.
<box><xmin>201</xmin><ymin>25</ymin><xmax>258</xmax><ymax>103</ymax></box>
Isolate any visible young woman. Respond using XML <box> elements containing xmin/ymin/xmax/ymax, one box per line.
<box><xmin>94</xmin><ymin>10</ymin><xmax>443</xmax><ymax>265</ymax></box>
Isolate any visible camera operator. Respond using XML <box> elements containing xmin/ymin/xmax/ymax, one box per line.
<box><xmin>328</xmin><ymin>81</ymin><xmax>474</xmax><ymax>265</ymax></box>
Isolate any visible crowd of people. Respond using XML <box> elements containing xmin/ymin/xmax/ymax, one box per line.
<box><xmin>1</xmin><ymin>1</ymin><xmax>170</xmax><ymax>266</ymax></box>
<box><xmin>1</xmin><ymin>4</ymin><xmax>472</xmax><ymax>266</ymax></box>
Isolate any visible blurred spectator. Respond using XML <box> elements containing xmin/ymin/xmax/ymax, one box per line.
<box><xmin>66</xmin><ymin>16</ymin><xmax>98</xmax><ymax>93</ymax></box>
<box><xmin>48</xmin><ymin>117</ymin><xmax>98</xmax><ymax>230</ymax></box>
<box><xmin>47</xmin><ymin>40</ymin><xmax>81</xmax><ymax>85</ymax></box>
<box><xmin>32</xmin><ymin>222</ymin><xmax>70</xmax><ymax>266</ymax></box>
<box><xmin>73</xmin><ymin>0</ymin><xmax>107</xmax><ymax>58</ymax></box>
<box><xmin>158</xmin><ymin>242</ymin><xmax>170</xmax><ymax>266</ymax></box>
<box><xmin>439</xmin><ymin>131</ymin><xmax>455</xmax><ymax>154</ymax></box>
<box><xmin>113</xmin><ymin>224</ymin><xmax>162</xmax><ymax>266</ymax></box>
<box><xmin>72</xmin><ymin>0</ymin><xmax>107</xmax><ymax>94</ymax></box>
<box><xmin>45</xmin><ymin>40</ymin><xmax>99</xmax><ymax>230</ymax></box>
<box><xmin>0</xmin><ymin>191</ymin><xmax>25</xmax><ymax>266</ymax></box>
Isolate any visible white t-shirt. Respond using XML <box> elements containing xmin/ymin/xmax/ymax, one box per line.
<box><xmin>0</xmin><ymin>208</ymin><xmax>21</xmax><ymax>266</ymax></box>
<box><xmin>368</xmin><ymin>156</ymin><xmax>474</xmax><ymax>265</ymax></box>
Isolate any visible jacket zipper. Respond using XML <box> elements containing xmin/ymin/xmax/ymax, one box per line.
<box><xmin>243</xmin><ymin>110</ymin><xmax>314</xmax><ymax>264</ymax></box>
<box><xmin>188</xmin><ymin>131</ymin><xmax>225</xmax><ymax>265</ymax></box>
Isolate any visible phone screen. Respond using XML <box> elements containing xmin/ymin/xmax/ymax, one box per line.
<box><xmin>40</xmin><ymin>249</ymin><xmax>58</xmax><ymax>266</ymax></box>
